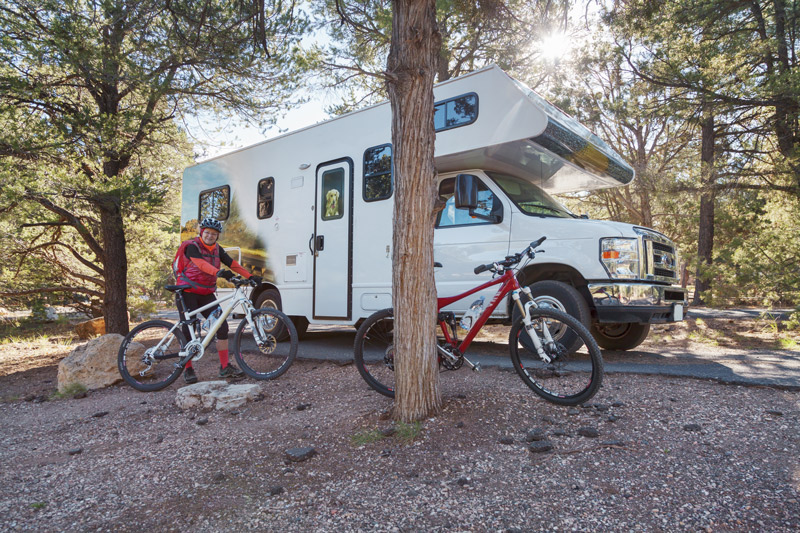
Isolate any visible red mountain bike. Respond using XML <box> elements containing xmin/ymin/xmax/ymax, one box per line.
<box><xmin>353</xmin><ymin>237</ymin><xmax>603</xmax><ymax>406</ymax></box>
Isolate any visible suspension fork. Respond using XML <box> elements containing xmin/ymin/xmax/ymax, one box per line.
<box><xmin>511</xmin><ymin>288</ymin><xmax>553</xmax><ymax>364</ymax></box>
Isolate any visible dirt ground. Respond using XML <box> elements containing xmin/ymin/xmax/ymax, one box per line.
<box><xmin>0</xmin><ymin>315</ymin><xmax>798</xmax><ymax>531</ymax></box>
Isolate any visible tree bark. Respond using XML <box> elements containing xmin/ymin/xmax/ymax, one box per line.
<box><xmin>99</xmin><ymin>197</ymin><xmax>129</xmax><ymax>334</ymax></box>
<box><xmin>694</xmin><ymin>108</ymin><xmax>716</xmax><ymax>305</ymax></box>
<box><xmin>386</xmin><ymin>0</ymin><xmax>441</xmax><ymax>422</ymax></box>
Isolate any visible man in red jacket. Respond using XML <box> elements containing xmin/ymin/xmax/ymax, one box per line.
<box><xmin>176</xmin><ymin>217</ymin><xmax>262</xmax><ymax>384</ymax></box>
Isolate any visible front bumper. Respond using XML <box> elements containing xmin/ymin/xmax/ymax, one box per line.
<box><xmin>588</xmin><ymin>282</ymin><xmax>689</xmax><ymax>324</ymax></box>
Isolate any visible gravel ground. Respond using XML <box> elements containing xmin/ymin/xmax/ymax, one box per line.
<box><xmin>0</xmin><ymin>358</ymin><xmax>798</xmax><ymax>532</ymax></box>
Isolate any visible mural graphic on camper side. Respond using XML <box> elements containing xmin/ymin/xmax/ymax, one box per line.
<box><xmin>181</xmin><ymin>162</ymin><xmax>275</xmax><ymax>288</ymax></box>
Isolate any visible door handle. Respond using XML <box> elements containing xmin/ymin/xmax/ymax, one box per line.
<box><xmin>308</xmin><ymin>234</ymin><xmax>315</xmax><ymax>255</ymax></box>
<box><xmin>315</xmin><ymin>235</ymin><xmax>325</xmax><ymax>252</ymax></box>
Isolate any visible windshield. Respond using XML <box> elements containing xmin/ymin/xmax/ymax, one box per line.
<box><xmin>488</xmin><ymin>172</ymin><xmax>574</xmax><ymax>218</ymax></box>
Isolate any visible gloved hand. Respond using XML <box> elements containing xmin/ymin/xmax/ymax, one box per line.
<box><xmin>217</xmin><ymin>269</ymin><xmax>235</xmax><ymax>280</ymax></box>
<box><xmin>250</xmin><ymin>275</ymin><xmax>263</xmax><ymax>285</ymax></box>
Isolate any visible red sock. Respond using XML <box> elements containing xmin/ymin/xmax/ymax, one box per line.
<box><xmin>185</xmin><ymin>361</ymin><xmax>193</xmax><ymax>369</ymax></box>
<box><xmin>219</xmin><ymin>349</ymin><xmax>229</xmax><ymax>368</ymax></box>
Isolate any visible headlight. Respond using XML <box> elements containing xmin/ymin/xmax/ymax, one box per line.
<box><xmin>600</xmin><ymin>238</ymin><xmax>639</xmax><ymax>279</ymax></box>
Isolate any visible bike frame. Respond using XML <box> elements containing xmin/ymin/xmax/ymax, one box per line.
<box><xmin>437</xmin><ymin>267</ymin><xmax>528</xmax><ymax>354</ymax></box>
<box><xmin>174</xmin><ymin>284</ymin><xmax>255</xmax><ymax>359</ymax></box>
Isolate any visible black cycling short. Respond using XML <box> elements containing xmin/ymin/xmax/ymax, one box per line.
<box><xmin>176</xmin><ymin>291</ymin><xmax>229</xmax><ymax>341</ymax></box>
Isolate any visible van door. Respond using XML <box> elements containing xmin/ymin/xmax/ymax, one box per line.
<box><xmin>434</xmin><ymin>174</ymin><xmax>511</xmax><ymax>315</ymax></box>
<box><xmin>312</xmin><ymin>159</ymin><xmax>353</xmax><ymax>319</ymax></box>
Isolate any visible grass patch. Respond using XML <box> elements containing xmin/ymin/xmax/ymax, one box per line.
<box><xmin>778</xmin><ymin>337</ymin><xmax>798</xmax><ymax>350</ymax></box>
<box><xmin>687</xmin><ymin>330</ymin><xmax>720</xmax><ymax>346</ymax></box>
<box><xmin>30</xmin><ymin>502</ymin><xmax>47</xmax><ymax>510</ymax></box>
<box><xmin>0</xmin><ymin>318</ymin><xmax>77</xmax><ymax>345</ymax></box>
<box><xmin>50</xmin><ymin>383</ymin><xmax>87</xmax><ymax>400</ymax></box>
<box><xmin>395</xmin><ymin>421</ymin><xmax>423</xmax><ymax>444</ymax></box>
<box><xmin>350</xmin><ymin>429</ymin><xmax>385</xmax><ymax>447</ymax></box>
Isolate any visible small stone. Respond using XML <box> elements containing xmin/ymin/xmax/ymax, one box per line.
<box><xmin>580</xmin><ymin>404</ymin><xmax>592</xmax><ymax>409</ymax></box>
<box><xmin>611</xmin><ymin>401</ymin><xmax>625</xmax><ymax>408</ymax></box>
<box><xmin>578</xmin><ymin>427</ymin><xmax>599</xmax><ymax>438</ymax></box>
<box><xmin>33</xmin><ymin>395</ymin><xmax>47</xmax><ymax>403</ymax></box>
<box><xmin>601</xmin><ymin>440</ymin><xmax>625</xmax><ymax>447</ymax></box>
<box><xmin>455</xmin><ymin>421</ymin><xmax>464</xmax><ymax>428</ymax></box>
<box><xmin>594</xmin><ymin>404</ymin><xmax>610</xmax><ymax>412</ymax></box>
<box><xmin>607</xmin><ymin>415</ymin><xmax>618</xmax><ymax>423</ymax></box>
<box><xmin>499</xmin><ymin>437</ymin><xmax>514</xmax><ymax>445</ymax></box>
<box><xmin>455</xmin><ymin>394</ymin><xmax>466</xmax><ymax>399</ymax></box>
<box><xmin>456</xmin><ymin>477</ymin><xmax>469</xmax><ymax>486</ymax></box>
<box><xmin>380</xmin><ymin>449</ymin><xmax>391</xmax><ymax>457</ymax></box>
<box><xmin>23</xmin><ymin>394</ymin><xmax>35</xmax><ymax>402</ymax></box>
<box><xmin>567</xmin><ymin>408</ymin><xmax>579</xmax><ymax>416</ymax></box>
<box><xmin>541</xmin><ymin>416</ymin><xmax>557</xmax><ymax>424</ymax></box>
<box><xmin>669</xmin><ymin>397</ymin><xmax>678</xmax><ymax>402</ymax></box>
<box><xmin>552</xmin><ymin>429</ymin><xmax>568</xmax><ymax>437</ymax></box>
<box><xmin>155</xmin><ymin>435</ymin><xmax>164</xmax><ymax>444</ymax></box>
<box><xmin>528</xmin><ymin>441</ymin><xmax>554</xmax><ymax>453</ymax></box>
<box><xmin>380</xmin><ymin>427</ymin><xmax>396</xmax><ymax>437</ymax></box>
<box><xmin>68</xmin><ymin>448</ymin><xmax>83</xmax><ymax>456</ymax></box>
<box><xmin>683</xmin><ymin>423</ymin><xmax>702</xmax><ymax>432</ymax></box>
<box><xmin>269</xmin><ymin>486</ymin><xmax>285</xmax><ymax>496</ymax></box>
<box><xmin>73</xmin><ymin>391</ymin><xmax>87</xmax><ymax>399</ymax></box>
<box><xmin>212</xmin><ymin>473</ymin><xmax>226</xmax><ymax>483</ymax></box>
<box><xmin>296</xmin><ymin>403</ymin><xmax>310</xmax><ymax>411</ymax></box>
<box><xmin>91</xmin><ymin>411</ymin><xmax>109</xmax><ymax>418</ymax></box>
<box><xmin>285</xmin><ymin>447</ymin><xmax>317</xmax><ymax>462</ymax></box>
<box><xmin>196</xmin><ymin>417</ymin><xmax>209</xmax><ymax>426</ymax></box>
<box><xmin>526</xmin><ymin>428</ymin><xmax>547</xmax><ymax>442</ymax></box>
<box><xmin>766</xmin><ymin>410</ymin><xmax>783</xmax><ymax>417</ymax></box>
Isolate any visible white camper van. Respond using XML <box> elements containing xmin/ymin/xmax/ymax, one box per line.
<box><xmin>180</xmin><ymin>65</ymin><xmax>688</xmax><ymax>350</ymax></box>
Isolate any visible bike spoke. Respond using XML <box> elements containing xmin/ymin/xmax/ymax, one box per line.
<box><xmin>234</xmin><ymin>309</ymin><xmax>297</xmax><ymax>380</ymax></box>
<box><xmin>118</xmin><ymin>321</ymin><xmax>186</xmax><ymax>392</ymax></box>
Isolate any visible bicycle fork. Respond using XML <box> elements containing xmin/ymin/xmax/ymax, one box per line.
<box><xmin>511</xmin><ymin>288</ymin><xmax>554</xmax><ymax>364</ymax></box>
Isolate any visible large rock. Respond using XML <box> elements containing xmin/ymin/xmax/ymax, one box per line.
<box><xmin>57</xmin><ymin>334</ymin><xmax>125</xmax><ymax>393</ymax></box>
<box><xmin>176</xmin><ymin>381</ymin><xmax>263</xmax><ymax>412</ymax></box>
<box><xmin>75</xmin><ymin>317</ymin><xmax>106</xmax><ymax>340</ymax></box>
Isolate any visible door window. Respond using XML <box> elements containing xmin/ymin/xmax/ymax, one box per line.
<box><xmin>198</xmin><ymin>185</ymin><xmax>230</xmax><ymax>221</ymax></box>
<box><xmin>436</xmin><ymin>177</ymin><xmax>502</xmax><ymax>228</ymax></box>
<box><xmin>321</xmin><ymin>168</ymin><xmax>345</xmax><ymax>221</ymax></box>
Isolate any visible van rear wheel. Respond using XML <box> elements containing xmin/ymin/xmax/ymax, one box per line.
<box><xmin>255</xmin><ymin>289</ymin><xmax>289</xmax><ymax>341</ymax></box>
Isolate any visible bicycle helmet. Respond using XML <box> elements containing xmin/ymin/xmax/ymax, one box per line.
<box><xmin>199</xmin><ymin>217</ymin><xmax>223</xmax><ymax>233</ymax></box>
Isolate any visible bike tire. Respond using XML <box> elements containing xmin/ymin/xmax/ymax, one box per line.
<box><xmin>118</xmin><ymin>320</ymin><xmax>187</xmax><ymax>392</ymax></box>
<box><xmin>509</xmin><ymin>308</ymin><xmax>603</xmax><ymax>406</ymax></box>
<box><xmin>353</xmin><ymin>308</ymin><xmax>396</xmax><ymax>398</ymax></box>
<box><xmin>233</xmin><ymin>308</ymin><xmax>298</xmax><ymax>380</ymax></box>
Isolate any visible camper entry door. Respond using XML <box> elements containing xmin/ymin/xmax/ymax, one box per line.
<box><xmin>312</xmin><ymin>160</ymin><xmax>353</xmax><ymax>319</ymax></box>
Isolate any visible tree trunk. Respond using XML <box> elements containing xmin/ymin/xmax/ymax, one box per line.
<box><xmin>694</xmin><ymin>109</ymin><xmax>716</xmax><ymax>305</ymax></box>
<box><xmin>99</xmin><ymin>198</ymin><xmax>130</xmax><ymax>335</ymax></box>
<box><xmin>386</xmin><ymin>0</ymin><xmax>441</xmax><ymax>422</ymax></box>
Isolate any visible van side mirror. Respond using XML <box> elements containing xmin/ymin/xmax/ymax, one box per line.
<box><xmin>454</xmin><ymin>174</ymin><xmax>478</xmax><ymax>209</ymax></box>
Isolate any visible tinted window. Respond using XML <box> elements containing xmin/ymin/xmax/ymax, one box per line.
<box><xmin>321</xmin><ymin>168</ymin><xmax>345</xmax><ymax>221</ymax></box>
<box><xmin>199</xmin><ymin>185</ymin><xmax>230</xmax><ymax>221</ymax></box>
<box><xmin>436</xmin><ymin>177</ymin><xmax>502</xmax><ymax>227</ymax></box>
<box><xmin>434</xmin><ymin>93</ymin><xmax>478</xmax><ymax>132</ymax></box>
<box><xmin>363</xmin><ymin>145</ymin><xmax>392</xmax><ymax>201</ymax></box>
<box><xmin>257</xmin><ymin>177</ymin><xmax>274</xmax><ymax>219</ymax></box>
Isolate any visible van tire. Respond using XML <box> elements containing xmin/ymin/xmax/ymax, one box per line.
<box><xmin>513</xmin><ymin>280</ymin><xmax>591</xmax><ymax>353</ymax></box>
<box><xmin>255</xmin><ymin>289</ymin><xmax>289</xmax><ymax>341</ymax></box>
<box><xmin>591</xmin><ymin>322</ymin><xmax>650</xmax><ymax>351</ymax></box>
<box><xmin>291</xmin><ymin>316</ymin><xmax>309</xmax><ymax>339</ymax></box>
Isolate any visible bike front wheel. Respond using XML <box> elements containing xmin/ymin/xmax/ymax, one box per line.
<box><xmin>118</xmin><ymin>320</ymin><xmax>187</xmax><ymax>392</ymax></box>
<box><xmin>353</xmin><ymin>308</ymin><xmax>396</xmax><ymax>398</ymax></box>
<box><xmin>233</xmin><ymin>308</ymin><xmax>298</xmax><ymax>380</ymax></box>
<box><xmin>509</xmin><ymin>308</ymin><xmax>603</xmax><ymax>406</ymax></box>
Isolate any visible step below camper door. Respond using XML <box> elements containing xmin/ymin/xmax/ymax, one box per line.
<box><xmin>312</xmin><ymin>159</ymin><xmax>354</xmax><ymax>319</ymax></box>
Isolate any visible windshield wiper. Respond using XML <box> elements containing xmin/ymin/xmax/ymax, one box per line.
<box><xmin>519</xmin><ymin>202</ymin><xmax>567</xmax><ymax>216</ymax></box>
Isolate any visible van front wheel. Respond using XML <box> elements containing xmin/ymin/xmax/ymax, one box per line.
<box><xmin>591</xmin><ymin>322</ymin><xmax>650</xmax><ymax>351</ymax></box>
<box><xmin>513</xmin><ymin>280</ymin><xmax>590</xmax><ymax>353</ymax></box>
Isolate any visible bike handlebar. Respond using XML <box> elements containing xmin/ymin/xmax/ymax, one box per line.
<box><xmin>473</xmin><ymin>236</ymin><xmax>546</xmax><ymax>274</ymax></box>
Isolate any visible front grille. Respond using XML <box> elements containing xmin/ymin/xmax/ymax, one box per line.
<box><xmin>635</xmin><ymin>228</ymin><xmax>680</xmax><ymax>283</ymax></box>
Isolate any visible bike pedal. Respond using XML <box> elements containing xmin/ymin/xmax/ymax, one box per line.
<box><xmin>472</xmin><ymin>363</ymin><xmax>482</xmax><ymax>372</ymax></box>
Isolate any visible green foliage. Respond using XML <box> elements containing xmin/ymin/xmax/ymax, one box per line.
<box><xmin>395</xmin><ymin>420</ymin><xmax>423</xmax><ymax>443</ymax></box>
<box><xmin>51</xmin><ymin>383</ymin><xmax>87</xmax><ymax>400</ymax></box>
<box><xmin>350</xmin><ymin>429</ymin><xmax>385</xmax><ymax>447</ymax></box>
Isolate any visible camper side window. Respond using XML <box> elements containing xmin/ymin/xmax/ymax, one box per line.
<box><xmin>436</xmin><ymin>177</ymin><xmax>502</xmax><ymax>228</ymax></box>
<box><xmin>434</xmin><ymin>93</ymin><xmax>478</xmax><ymax>132</ymax></box>
<box><xmin>363</xmin><ymin>144</ymin><xmax>392</xmax><ymax>202</ymax></box>
<box><xmin>257</xmin><ymin>177</ymin><xmax>275</xmax><ymax>219</ymax></box>
<box><xmin>198</xmin><ymin>185</ymin><xmax>230</xmax><ymax>221</ymax></box>
<box><xmin>321</xmin><ymin>168</ymin><xmax>345</xmax><ymax>221</ymax></box>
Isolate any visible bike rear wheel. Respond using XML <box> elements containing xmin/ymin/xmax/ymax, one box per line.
<box><xmin>509</xmin><ymin>308</ymin><xmax>603</xmax><ymax>406</ymax></box>
<box><xmin>233</xmin><ymin>308</ymin><xmax>298</xmax><ymax>380</ymax></box>
<box><xmin>118</xmin><ymin>320</ymin><xmax>187</xmax><ymax>392</ymax></box>
<box><xmin>353</xmin><ymin>308</ymin><xmax>396</xmax><ymax>398</ymax></box>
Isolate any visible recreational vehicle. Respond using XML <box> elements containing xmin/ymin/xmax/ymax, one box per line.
<box><xmin>180</xmin><ymin>65</ymin><xmax>688</xmax><ymax>350</ymax></box>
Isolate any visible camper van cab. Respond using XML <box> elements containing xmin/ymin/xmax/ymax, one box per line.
<box><xmin>181</xmin><ymin>65</ymin><xmax>688</xmax><ymax>351</ymax></box>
